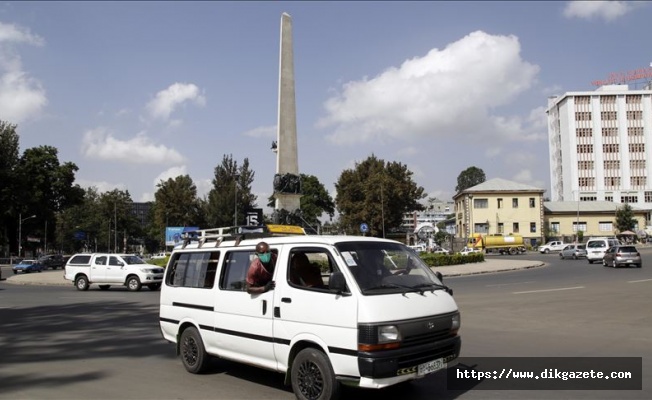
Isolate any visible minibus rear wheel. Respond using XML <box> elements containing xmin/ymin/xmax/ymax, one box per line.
<box><xmin>180</xmin><ymin>327</ymin><xmax>209</xmax><ymax>374</ymax></box>
<box><xmin>291</xmin><ymin>347</ymin><xmax>340</xmax><ymax>400</ymax></box>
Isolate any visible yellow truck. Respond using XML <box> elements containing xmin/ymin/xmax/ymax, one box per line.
<box><xmin>468</xmin><ymin>233</ymin><xmax>526</xmax><ymax>255</ymax></box>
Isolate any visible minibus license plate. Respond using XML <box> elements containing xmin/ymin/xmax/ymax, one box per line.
<box><xmin>418</xmin><ymin>358</ymin><xmax>445</xmax><ymax>376</ymax></box>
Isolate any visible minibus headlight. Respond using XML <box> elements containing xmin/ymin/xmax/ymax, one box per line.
<box><xmin>378</xmin><ymin>325</ymin><xmax>400</xmax><ymax>343</ymax></box>
<box><xmin>451</xmin><ymin>313</ymin><xmax>461</xmax><ymax>334</ymax></box>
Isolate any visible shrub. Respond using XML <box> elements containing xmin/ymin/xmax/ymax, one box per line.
<box><xmin>419</xmin><ymin>252</ymin><xmax>484</xmax><ymax>267</ymax></box>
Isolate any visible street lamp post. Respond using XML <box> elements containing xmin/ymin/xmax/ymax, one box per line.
<box><xmin>18</xmin><ymin>213</ymin><xmax>37</xmax><ymax>258</ymax></box>
<box><xmin>233</xmin><ymin>174</ymin><xmax>240</xmax><ymax>226</ymax></box>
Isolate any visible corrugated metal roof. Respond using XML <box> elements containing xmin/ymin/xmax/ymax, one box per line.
<box><xmin>544</xmin><ymin>201</ymin><xmax>645</xmax><ymax>213</ymax></box>
<box><xmin>458</xmin><ymin>178</ymin><xmax>544</xmax><ymax>195</ymax></box>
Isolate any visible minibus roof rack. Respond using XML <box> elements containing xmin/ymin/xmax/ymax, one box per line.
<box><xmin>179</xmin><ymin>224</ymin><xmax>307</xmax><ymax>249</ymax></box>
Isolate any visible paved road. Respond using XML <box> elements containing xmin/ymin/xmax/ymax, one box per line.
<box><xmin>1</xmin><ymin>252</ymin><xmax>649</xmax><ymax>399</ymax></box>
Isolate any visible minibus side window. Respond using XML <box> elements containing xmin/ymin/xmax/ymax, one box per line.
<box><xmin>166</xmin><ymin>251</ymin><xmax>220</xmax><ymax>288</ymax></box>
<box><xmin>220</xmin><ymin>251</ymin><xmax>255</xmax><ymax>291</ymax></box>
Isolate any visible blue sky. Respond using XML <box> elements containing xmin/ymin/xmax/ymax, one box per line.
<box><xmin>2</xmin><ymin>1</ymin><xmax>651</xmax><ymax>216</ymax></box>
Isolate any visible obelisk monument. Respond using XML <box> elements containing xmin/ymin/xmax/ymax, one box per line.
<box><xmin>273</xmin><ymin>12</ymin><xmax>302</xmax><ymax>222</ymax></box>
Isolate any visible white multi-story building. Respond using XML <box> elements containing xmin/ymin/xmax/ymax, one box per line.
<box><xmin>547</xmin><ymin>84</ymin><xmax>652</xmax><ymax>208</ymax></box>
<box><xmin>401</xmin><ymin>201</ymin><xmax>454</xmax><ymax>231</ymax></box>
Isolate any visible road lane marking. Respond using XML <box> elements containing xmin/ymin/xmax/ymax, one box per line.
<box><xmin>486</xmin><ymin>281</ymin><xmax>536</xmax><ymax>287</ymax></box>
<box><xmin>513</xmin><ymin>286</ymin><xmax>585</xmax><ymax>294</ymax></box>
<box><xmin>628</xmin><ymin>279</ymin><xmax>652</xmax><ymax>283</ymax></box>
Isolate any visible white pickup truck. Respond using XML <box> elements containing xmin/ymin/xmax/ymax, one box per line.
<box><xmin>538</xmin><ymin>241</ymin><xmax>566</xmax><ymax>254</ymax></box>
<box><xmin>64</xmin><ymin>253</ymin><xmax>164</xmax><ymax>291</ymax></box>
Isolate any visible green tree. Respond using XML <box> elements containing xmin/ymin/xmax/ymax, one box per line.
<box><xmin>335</xmin><ymin>155</ymin><xmax>425</xmax><ymax>237</ymax></box>
<box><xmin>205</xmin><ymin>155</ymin><xmax>256</xmax><ymax>227</ymax></box>
<box><xmin>12</xmin><ymin>145</ymin><xmax>84</xmax><ymax>255</ymax></box>
<box><xmin>267</xmin><ymin>174</ymin><xmax>335</xmax><ymax>231</ymax></box>
<box><xmin>0</xmin><ymin>121</ymin><xmax>20</xmax><ymax>255</ymax></box>
<box><xmin>151</xmin><ymin>175</ymin><xmax>203</xmax><ymax>248</ymax></box>
<box><xmin>615</xmin><ymin>203</ymin><xmax>636</xmax><ymax>233</ymax></box>
<box><xmin>455</xmin><ymin>166</ymin><xmax>486</xmax><ymax>193</ymax></box>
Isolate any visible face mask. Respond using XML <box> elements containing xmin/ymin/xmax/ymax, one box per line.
<box><xmin>258</xmin><ymin>252</ymin><xmax>271</xmax><ymax>264</ymax></box>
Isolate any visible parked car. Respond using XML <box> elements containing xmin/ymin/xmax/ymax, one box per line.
<box><xmin>38</xmin><ymin>254</ymin><xmax>66</xmax><ymax>270</ymax></box>
<box><xmin>602</xmin><ymin>245</ymin><xmax>642</xmax><ymax>268</ymax></box>
<box><xmin>12</xmin><ymin>259</ymin><xmax>44</xmax><ymax>274</ymax></box>
<box><xmin>559</xmin><ymin>244</ymin><xmax>587</xmax><ymax>260</ymax></box>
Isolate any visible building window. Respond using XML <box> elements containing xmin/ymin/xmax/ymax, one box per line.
<box><xmin>626</xmin><ymin>95</ymin><xmax>642</xmax><ymax>104</ymax></box>
<box><xmin>605</xmin><ymin>195</ymin><xmax>613</xmax><ymax>202</ymax></box>
<box><xmin>628</xmin><ymin>127</ymin><xmax>644</xmax><ymax>137</ymax></box>
<box><xmin>572</xmin><ymin>222</ymin><xmax>587</xmax><ymax>232</ymax></box>
<box><xmin>601</xmin><ymin>127</ymin><xmax>618</xmax><ymax>137</ymax></box>
<box><xmin>575</xmin><ymin>111</ymin><xmax>592</xmax><ymax>121</ymax></box>
<box><xmin>577</xmin><ymin>144</ymin><xmax>594</xmax><ymax>153</ymax></box>
<box><xmin>512</xmin><ymin>198</ymin><xmax>518</xmax><ymax>208</ymax></box>
<box><xmin>599</xmin><ymin>221</ymin><xmax>613</xmax><ymax>232</ymax></box>
<box><xmin>498</xmin><ymin>223</ymin><xmax>504</xmax><ymax>233</ymax></box>
<box><xmin>600</xmin><ymin>95</ymin><xmax>616</xmax><ymax>104</ymax></box>
<box><xmin>529</xmin><ymin>198</ymin><xmax>536</xmax><ymax>208</ymax></box>
<box><xmin>578</xmin><ymin>160</ymin><xmax>594</xmax><ymax>170</ymax></box>
<box><xmin>631</xmin><ymin>176</ymin><xmax>646</xmax><ymax>187</ymax></box>
<box><xmin>576</xmin><ymin>96</ymin><xmax>591</xmax><ymax>105</ymax></box>
<box><xmin>604</xmin><ymin>177</ymin><xmax>621</xmax><ymax>187</ymax></box>
<box><xmin>602</xmin><ymin>143</ymin><xmax>619</xmax><ymax>153</ymax></box>
<box><xmin>626</xmin><ymin>110</ymin><xmax>643</xmax><ymax>120</ymax></box>
<box><xmin>576</xmin><ymin>128</ymin><xmax>593</xmax><ymax>137</ymax></box>
<box><xmin>629</xmin><ymin>143</ymin><xmax>645</xmax><ymax>153</ymax></box>
<box><xmin>530</xmin><ymin>222</ymin><xmax>536</xmax><ymax>233</ymax></box>
<box><xmin>579</xmin><ymin>196</ymin><xmax>597</xmax><ymax>201</ymax></box>
<box><xmin>579</xmin><ymin>177</ymin><xmax>595</xmax><ymax>188</ymax></box>
<box><xmin>645</xmin><ymin>192</ymin><xmax>652</xmax><ymax>202</ymax></box>
<box><xmin>497</xmin><ymin>198</ymin><xmax>503</xmax><ymax>209</ymax></box>
<box><xmin>473</xmin><ymin>198</ymin><xmax>488</xmax><ymax>209</ymax></box>
<box><xmin>621</xmin><ymin>195</ymin><xmax>638</xmax><ymax>203</ymax></box>
<box><xmin>630</xmin><ymin>159</ymin><xmax>646</xmax><ymax>170</ymax></box>
<box><xmin>600</xmin><ymin>111</ymin><xmax>617</xmax><ymax>120</ymax></box>
<box><xmin>550</xmin><ymin>222</ymin><xmax>560</xmax><ymax>234</ymax></box>
<box><xmin>604</xmin><ymin>160</ymin><xmax>620</xmax><ymax>170</ymax></box>
<box><xmin>513</xmin><ymin>223</ymin><xmax>519</xmax><ymax>233</ymax></box>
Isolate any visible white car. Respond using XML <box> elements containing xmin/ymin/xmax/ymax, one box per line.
<box><xmin>459</xmin><ymin>247</ymin><xmax>482</xmax><ymax>256</ymax></box>
<box><xmin>432</xmin><ymin>247</ymin><xmax>451</xmax><ymax>255</ymax></box>
<box><xmin>538</xmin><ymin>241</ymin><xmax>565</xmax><ymax>254</ymax></box>
<box><xmin>151</xmin><ymin>252</ymin><xmax>170</xmax><ymax>260</ymax></box>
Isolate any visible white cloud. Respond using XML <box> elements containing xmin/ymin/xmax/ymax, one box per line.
<box><xmin>319</xmin><ymin>31</ymin><xmax>539</xmax><ymax>146</ymax></box>
<box><xmin>195</xmin><ymin>178</ymin><xmax>213</xmax><ymax>199</ymax></box>
<box><xmin>145</xmin><ymin>82</ymin><xmax>206</xmax><ymax>122</ymax></box>
<box><xmin>153</xmin><ymin>165</ymin><xmax>188</xmax><ymax>187</ymax></box>
<box><xmin>563</xmin><ymin>1</ymin><xmax>643</xmax><ymax>22</ymax></box>
<box><xmin>0</xmin><ymin>22</ymin><xmax>47</xmax><ymax>124</ymax></box>
<box><xmin>243</xmin><ymin>125</ymin><xmax>277</xmax><ymax>138</ymax></box>
<box><xmin>76</xmin><ymin>178</ymin><xmax>127</xmax><ymax>194</ymax></box>
<box><xmin>0</xmin><ymin>22</ymin><xmax>44</xmax><ymax>46</ymax></box>
<box><xmin>81</xmin><ymin>127</ymin><xmax>185</xmax><ymax>164</ymax></box>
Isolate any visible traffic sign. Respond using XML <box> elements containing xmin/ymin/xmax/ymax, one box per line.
<box><xmin>360</xmin><ymin>223</ymin><xmax>369</xmax><ymax>233</ymax></box>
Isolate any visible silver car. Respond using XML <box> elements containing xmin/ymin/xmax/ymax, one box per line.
<box><xmin>559</xmin><ymin>244</ymin><xmax>587</xmax><ymax>260</ymax></box>
<box><xmin>602</xmin><ymin>245</ymin><xmax>642</xmax><ymax>268</ymax></box>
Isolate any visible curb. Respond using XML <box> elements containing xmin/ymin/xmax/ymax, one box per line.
<box><xmin>439</xmin><ymin>263</ymin><xmax>545</xmax><ymax>277</ymax></box>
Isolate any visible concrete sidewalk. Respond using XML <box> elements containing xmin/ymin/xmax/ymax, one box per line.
<box><xmin>1</xmin><ymin>257</ymin><xmax>545</xmax><ymax>286</ymax></box>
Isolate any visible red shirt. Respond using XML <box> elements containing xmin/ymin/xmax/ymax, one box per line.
<box><xmin>246</xmin><ymin>253</ymin><xmax>277</xmax><ymax>287</ymax></box>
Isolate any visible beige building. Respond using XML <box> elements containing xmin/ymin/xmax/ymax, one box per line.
<box><xmin>543</xmin><ymin>201</ymin><xmax>647</xmax><ymax>240</ymax></box>
<box><xmin>454</xmin><ymin>178</ymin><xmax>649</xmax><ymax>246</ymax></box>
<box><xmin>453</xmin><ymin>178</ymin><xmax>545</xmax><ymax>247</ymax></box>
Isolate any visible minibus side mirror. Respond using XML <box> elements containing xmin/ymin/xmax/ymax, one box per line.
<box><xmin>329</xmin><ymin>271</ymin><xmax>350</xmax><ymax>296</ymax></box>
<box><xmin>435</xmin><ymin>271</ymin><xmax>444</xmax><ymax>283</ymax></box>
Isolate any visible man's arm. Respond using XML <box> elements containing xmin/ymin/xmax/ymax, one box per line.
<box><xmin>246</xmin><ymin>281</ymin><xmax>275</xmax><ymax>294</ymax></box>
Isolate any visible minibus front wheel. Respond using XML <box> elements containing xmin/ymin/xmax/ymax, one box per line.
<box><xmin>291</xmin><ymin>347</ymin><xmax>340</xmax><ymax>400</ymax></box>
